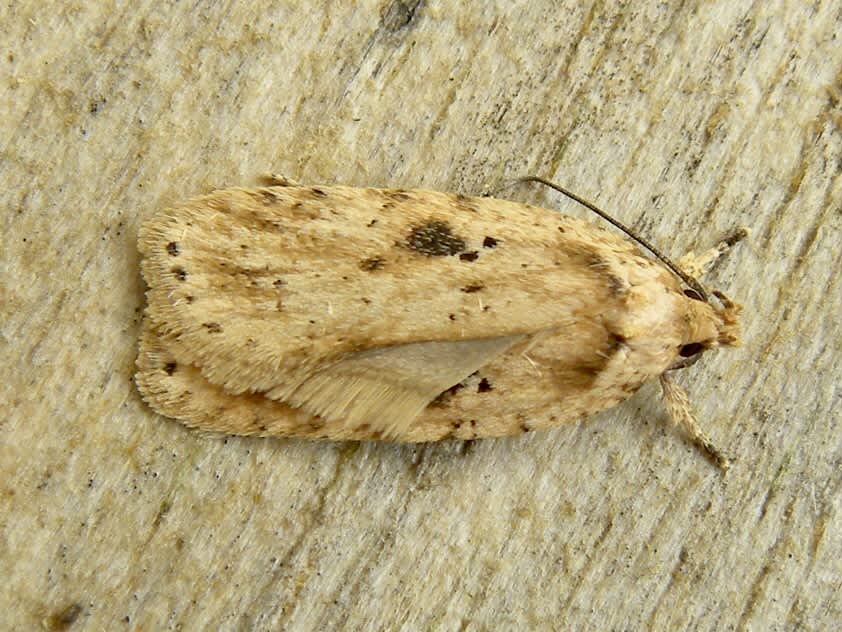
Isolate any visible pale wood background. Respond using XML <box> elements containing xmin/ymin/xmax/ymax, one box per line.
<box><xmin>2</xmin><ymin>1</ymin><xmax>840</xmax><ymax>630</ymax></box>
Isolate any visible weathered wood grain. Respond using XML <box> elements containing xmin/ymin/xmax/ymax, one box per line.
<box><xmin>2</xmin><ymin>2</ymin><xmax>840</xmax><ymax>630</ymax></box>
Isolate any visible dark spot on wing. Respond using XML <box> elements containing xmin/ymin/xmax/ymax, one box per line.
<box><xmin>477</xmin><ymin>377</ymin><xmax>493</xmax><ymax>392</ymax></box>
<box><xmin>404</xmin><ymin>220</ymin><xmax>466</xmax><ymax>256</ymax></box>
<box><xmin>360</xmin><ymin>256</ymin><xmax>386</xmax><ymax>271</ymax></box>
<box><xmin>171</xmin><ymin>266</ymin><xmax>187</xmax><ymax>281</ymax></box>
<box><xmin>609</xmin><ymin>331</ymin><xmax>628</xmax><ymax>348</ymax></box>
<box><xmin>563</xmin><ymin>335</ymin><xmax>625</xmax><ymax>386</ymax></box>
<box><xmin>609</xmin><ymin>275</ymin><xmax>633</xmax><ymax>297</ymax></box>
<box><xmin>385</xmin><ymin>189</ymin><xmax>412</xmax><ymax>202</ymax></box>
<box><xmin>454</xmin><ymin>193</ymin><xmax>478</xmax><ymax>213</ymax></box>
<box><xmin>461</xmin><ymin>284</ymin><xmax>484</xmax><ymax>293</ymax></box>
<box><xmin>459</xmin><ymin>251</ymin><xmax>479</xmax><ymax>262</ymax></box>
<box><xmin>310</xmin><ymin>187</ymin><xmax>327</xmax><ymax>197</ymax></box>
<box><xmin>203</xmin><ymin>322</ymin><xmax>223</xmax><ymax>333</ymax></box>
<box><xmin>430</xmin><ymin>381</ymin><xmax>466</xmax><ymax>407</ymax></box>
<box><xmin>166</xmin><ymin>241</ymin><xmax>180</xmax><ymax>256</ymax></box>
<box><xmin>164</xmin><ymin>362</ymin><xmax>177</xmax><ymax>375</ymax></box>
<box><xmin>482</xmin><ymin>236</ymin><xmax>498</xmax><ymax>248</ymax></box>
<box><xmin>259</xmin><ymin>189</ymin><xmax>280</xmax><ymax>204</ymax></box>
<box><xmin>579</xmin><ymin>245</ymin><xmax>628</xmax><ymax>296</ymax></box>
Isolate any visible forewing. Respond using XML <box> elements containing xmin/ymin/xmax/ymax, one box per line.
<box><xmin>138</xmin><ymin>185</ymin><xmax>630</xmax><ymax>404</ymax></box>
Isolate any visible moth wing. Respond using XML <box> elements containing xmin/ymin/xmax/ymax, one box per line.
<box><xmin>281</xmin><ymin>335</ymin><xmax>527</xmax><ymax>438</ymax></box>
<box><xmin>139</xmin><ymin>185</ymin><xmax>637</xmax><ymax>399</ymax></box>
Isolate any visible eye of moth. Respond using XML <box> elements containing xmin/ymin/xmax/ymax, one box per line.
<box><xmin>679</xmin><ymin>342</ymin><xmax>705</xmax><ymax>357</ymax></box>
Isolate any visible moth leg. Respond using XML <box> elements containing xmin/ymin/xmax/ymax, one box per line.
<box><xmin>678</xmin><ymin>228</ymin><xmax>748</xmax><ymax>279</ymax></box>
<box><xmin>660</xmin><ymin>374</ymin><xmax>730</xmax><ymax>471</ymax></box>
<box><xmin>258</xmin><ymin>173</ymin><xmax>301</xmax><ymax>187</ymax></box>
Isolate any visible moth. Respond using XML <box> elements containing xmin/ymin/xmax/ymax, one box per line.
<box><xmin>136</xmin><ymin>175</ymin><xmax>742</xmax><ymax>467</ymax></box>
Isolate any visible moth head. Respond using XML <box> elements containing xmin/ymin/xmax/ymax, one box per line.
<box><xmin>671</xmin><ymin>288</ymin><xmax>741</xmax><ymax>369</ymax></box>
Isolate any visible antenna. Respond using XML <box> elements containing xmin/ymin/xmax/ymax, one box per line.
<box><xmin>519</xmin><ymin>176</ymin><xmax>709</xmax><ymax>302</ymax></box>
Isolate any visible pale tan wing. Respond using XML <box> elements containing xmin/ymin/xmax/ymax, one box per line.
<box><xmin>138</xmin><ymin>184</ymin><xmax>647</xmax><ymax>400</ymax></box>
<box><xmin>281</xmin><ymin>335</ymin><xmax>527</xmax><ymax>438</ymax></box>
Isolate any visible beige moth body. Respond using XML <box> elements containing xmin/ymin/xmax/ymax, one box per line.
<box><xmin>136</xmin><ymin>182</ymin><xmax>740</xmax><ymax>461</ymax></box>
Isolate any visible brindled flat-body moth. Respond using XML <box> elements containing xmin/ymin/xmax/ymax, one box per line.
<box><xmin>136</xmin><ymin>178</ymin><xmax>741</xmax><ymax>467</ymax></box>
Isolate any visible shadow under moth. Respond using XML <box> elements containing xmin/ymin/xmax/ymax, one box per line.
<box><xmin>136</xmin><ymin>176</ymin><xmax>742</xmax><ymax>468</ymax></box>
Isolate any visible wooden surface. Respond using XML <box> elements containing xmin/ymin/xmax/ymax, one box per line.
<box><xmin>2</xmin><ymin>2</ymin><xmax>840</xmax><ymax>630</ymax></box>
